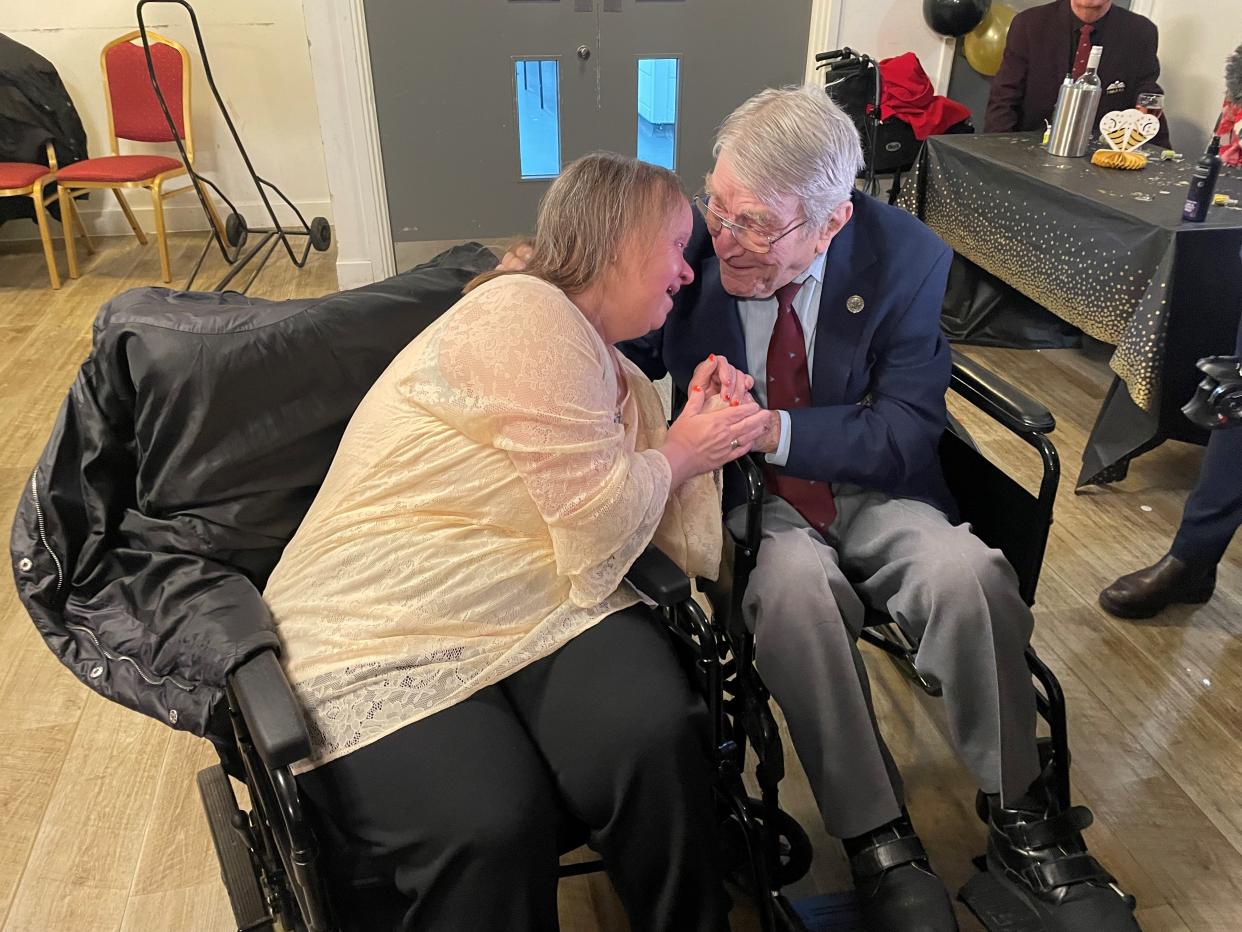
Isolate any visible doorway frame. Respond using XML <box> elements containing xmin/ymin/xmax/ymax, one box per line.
<box><xmin>305</xmin><ymin>0</ymin><xmax>847</xmax><ymax>288</ymax></box>
<box><xmin>303</xmin><ymin>0</ymin><xmax>395</xmax><ymax>288</ymax></box>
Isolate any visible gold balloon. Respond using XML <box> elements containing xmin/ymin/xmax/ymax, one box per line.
<box><xmin>964</xmin><ymin>2</ymin><xmax>1017</xmax><ymax>77</ymax></box>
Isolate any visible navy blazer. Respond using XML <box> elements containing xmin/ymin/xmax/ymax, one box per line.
<box><xmin>621</xmin><ymin>192</ymin><xmax>955</xmax><ymax>514</ymax></box>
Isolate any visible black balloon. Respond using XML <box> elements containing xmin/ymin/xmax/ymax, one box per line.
<box><xmin>923</xmin><ymin>0</ymin><xmax>992</xmax><ymax>37</ymax></box>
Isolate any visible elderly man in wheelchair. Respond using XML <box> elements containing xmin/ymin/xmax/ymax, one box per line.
<box><xmin>619</xmin><ymin>85</ymin><xmax>1139</xmax><ymax>932</ymax></box>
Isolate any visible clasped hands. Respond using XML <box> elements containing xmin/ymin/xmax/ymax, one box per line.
<box><xmin>662</xmin><ymin>355</ymin><xmax>779</xmax><ymax>486</ymax></box>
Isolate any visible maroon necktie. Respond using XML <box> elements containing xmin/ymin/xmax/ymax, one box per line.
<box><xmin>763</xmin><ymin>280</ymin><xmax>837</xmax><ymax>533</ymax></box>
<box><xmin>1071</xmin><ymin>24</ymin><xmax>1093</xmax><ymax>78</ymax></box>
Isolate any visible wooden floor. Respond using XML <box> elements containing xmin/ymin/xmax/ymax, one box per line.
<box><xmin>1</xmin><ymin>233</ymin><xmax>1239</xmax><ymax>931</ymax></box>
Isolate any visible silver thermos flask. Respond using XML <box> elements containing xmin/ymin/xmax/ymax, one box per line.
<box><xmin>1047</xmin><ymin>46</ymin><xmax>1103</xmax><ymax>157</ymax></box>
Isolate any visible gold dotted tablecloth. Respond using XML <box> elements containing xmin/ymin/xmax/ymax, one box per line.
<box><xmin>902</xmin><ymin>133</ymin><xmax>1242</xmax><ymax>412</ymax></box>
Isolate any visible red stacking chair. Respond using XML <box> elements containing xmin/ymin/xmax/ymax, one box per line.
<box><xmin>0</xmin><ymin>142</ymin><xmax>93</xmax><ymax>289</ymax></box>
<box><xmin>56</xmin><ymin>30</ymin><xmax>221</xmax><ymax>283</ymax></box>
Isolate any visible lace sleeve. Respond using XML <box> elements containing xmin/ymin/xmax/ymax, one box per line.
<box><xmin>429</xmin><ymin>276</ymin><xmax>672</xmax><ymax>606</ymax></box>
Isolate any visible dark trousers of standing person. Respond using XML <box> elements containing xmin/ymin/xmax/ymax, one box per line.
<box><xmin>1171</xmin><ymin>318</ymin><xmax>1242</xmax><ymax>567</ymax></box>
<box><xmin>297</xmin><ymin>605</ymin><xmax>731</xmax><ymax>932</ymax></box>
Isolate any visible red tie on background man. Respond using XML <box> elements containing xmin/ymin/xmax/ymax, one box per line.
<box><xmin>1071</xmin><ymin>24</ymin><xmax>1094</xmax><ymax>78</ymax></box>
<box><xmin>763</xmin><ymin>280</ymin><xmax>837</xmax><ymax>533</ymax></box>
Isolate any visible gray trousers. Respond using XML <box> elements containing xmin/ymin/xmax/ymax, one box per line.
<box><xmin>728</xmin><ymin>487</ymin><xmax>1041</xmax><ymax>839</ymax></box>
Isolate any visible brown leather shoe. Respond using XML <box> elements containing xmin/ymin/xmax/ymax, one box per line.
<box><xmin>1098</xmin><ymin>553</ymin><xmax>1216</xmax><ymax>619</ymax></box>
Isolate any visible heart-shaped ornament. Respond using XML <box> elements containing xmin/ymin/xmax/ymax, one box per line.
<box><xmin>1099</xmin><ymin>109</ymin><xmax>1160</xmax><ymax>152</ymax></box>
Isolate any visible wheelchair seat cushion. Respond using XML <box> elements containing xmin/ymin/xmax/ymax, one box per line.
<box><xmin>11</xmin><ymin>244</ymin><xmax>499</xmax><ymax>749</ymax></box>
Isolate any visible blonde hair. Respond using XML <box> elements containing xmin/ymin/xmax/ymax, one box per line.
<box><xmin>466</xmin><ymin>151</ymin><xmax>684</xmax><ymax>294</ymax></box>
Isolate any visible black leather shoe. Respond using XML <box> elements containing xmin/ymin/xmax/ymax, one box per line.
<box><xmin>982</xmin><ymin>785</ymin><xmax>1139</xmax><ymax>931</ymax></box>
<box><xmin>1099</xmin><ymin>552</ymin><xmax>1215</xmax><ymax>619</ymax></box>
<box><xmin>847</xmin><ymin>817</ymin><xmax>958</xmax><ymax>932</ymax></box>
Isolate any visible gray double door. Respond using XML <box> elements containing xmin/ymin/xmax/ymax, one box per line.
<box><xmin>364</xmin><ymin>0</ymin><xmax>813</xmax><ymax>245</ymax></box>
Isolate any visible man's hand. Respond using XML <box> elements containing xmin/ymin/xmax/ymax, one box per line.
<box><xmin>750</xmin><ymin>409</ymin><xmax>781</xmax><ymax>455</ymax></box>
<box><xmin>690</xmin><ymin>354</ymin><xmax>780</xmax><ymax>455</ymax></box>
<box><xmin>498</xmin><ymin>239</ymin><xmax>534</xmax><ymax>271</ymax></box>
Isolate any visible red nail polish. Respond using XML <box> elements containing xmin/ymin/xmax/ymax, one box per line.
<box><xmin>708</xmin><ymin>353</ymin><xmax>716</xmax><ymax>362</ymax></box>
<box><xmin>692</xmin><ymin>385</ymin><xmax>702</xmax><ymax>392</ymax></box>
<box><xmin>731</xmin><ymin>398</ymin><xmax>739</xmax><ymax>407</ymax></box>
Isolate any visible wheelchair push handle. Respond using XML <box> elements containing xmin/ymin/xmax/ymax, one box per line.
<box><xmin>815</xmin><ymin>48</ymin><xmax>852</xmax><ymax>62</ymax></box>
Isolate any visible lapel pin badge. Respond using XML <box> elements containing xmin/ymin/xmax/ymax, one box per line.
<box><xmin>846</xmin><ymin>294</ymin><xmax>865</xmax><ymax>314</ymax></box>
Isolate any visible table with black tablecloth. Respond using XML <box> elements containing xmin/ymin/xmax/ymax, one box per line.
<box><xmin>903</xmin><ymin>132</ymin><xmax>1242</xmax><ymax>487</ymax></box>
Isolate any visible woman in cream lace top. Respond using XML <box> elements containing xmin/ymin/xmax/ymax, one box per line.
<box><xmin>264</xmin><ymin>152</ymin><xmax>768</xmax><ymax>932</ymax></box>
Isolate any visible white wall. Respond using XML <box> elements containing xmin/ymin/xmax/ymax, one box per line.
<box><xmin>2</xmin><ymin>0</ymin><xmax>330</xmax><ymax>241</ymax></box>
<box><xmin>829</xmin><ymin>0</ymin><xmax>958</xmax><ymax>94</ymax></box>
<box><xmin>1144</xmin><ymin>0</ymin><xmax>1242</xmax><ymax>153</ymax></box>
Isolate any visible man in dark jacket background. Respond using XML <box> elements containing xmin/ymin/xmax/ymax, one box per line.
<box><xmin>984</xmin><ymin>0</ymin><xmax>1170</xmax><ymax>148</ymax></box>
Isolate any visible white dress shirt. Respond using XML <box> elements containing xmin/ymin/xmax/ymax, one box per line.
<box><xmin>736</xmin><ymin>248</ymin><xmax>828</xmax><ymax>466</ymax></box>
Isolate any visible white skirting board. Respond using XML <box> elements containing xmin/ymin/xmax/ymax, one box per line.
<box><xmin>334</xmin><ymin>258</ymin><xmax>378</xmax><ymax>291</ymax></box>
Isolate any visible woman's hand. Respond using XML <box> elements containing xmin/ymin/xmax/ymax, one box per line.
<box><xmin>661</xmin><ymin>384</ymin><xmax>771</xmax><ymax>487</ymax></box>
<box><xmin>688</xmin><ymin>354</ymin><xmax>754</xmax><ymax>405</ymax></box>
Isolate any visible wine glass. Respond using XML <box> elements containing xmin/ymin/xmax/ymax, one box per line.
<box><xmin>1137</xmin><ymin>92</ymin><xmax>1164</xmax><ymax>121</ymax></box>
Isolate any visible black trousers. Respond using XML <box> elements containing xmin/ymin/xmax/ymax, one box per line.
<box><xmin>298</xmin><ymin>605</ymin><xmax>730</xmax><ymax>932</ymax></box>
<box><xmin>1172</xmin><ymin>317</ymin><xmax>1242</xmax><ymax>566</ymax></box>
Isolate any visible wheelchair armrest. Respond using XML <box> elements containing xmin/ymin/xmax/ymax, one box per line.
<box><xmin>950</xmin><ymin>350</ymin><xmax>1056</xmax><ymax>435</ymax></box>
<box><xmin>230</xmin><ymin>649</ymin><xmax>312</xmax><ymax>771</ymax></box>
<box><xmin>729</xmin><ymin>454</ymin><xmax>765</xmax><ymax>555</ymax></box>
<box><xmin>626</xmin><ymin>545</ymin><xmax>692</xmax><ymax>607</ymax></box>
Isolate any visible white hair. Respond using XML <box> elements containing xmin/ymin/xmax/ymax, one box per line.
<box><xmin>712</xmin><ymin>84</ymin><xmax>864</xmax><ymax>230</ymax></box>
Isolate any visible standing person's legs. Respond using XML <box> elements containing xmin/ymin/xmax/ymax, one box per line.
<box><xmin>727</xmin><ymin>496</ymin><xmax>904</xmax><ymax>839</ymax></box>
<box><xmin>1172</xmin><ymin>423</ymin><xmax>1242</xmax><ymax>564</ymax></box>
<box><xmin>500</xmin><ymin>604</ymin><xmax>730</xmax><ymax>932</ymax></box>
<box><xmin>830</xmin><ymin>485</ymin><xmax>1040</xmax><ymax>805</ymax></box>
<box><xmin>1172</xmin><ymin>317</ymin><xmax>1242</xmax><ymax>566</ymax></box>
<box><xmin>1101</xmin><ymin>317</ymin><xmax>1242</xmax><ymax>618</ymax></box>
<box><xmin>297</xmin><ymin>687</ymin><xmax>562</xmax><ymax>932</ymax></box>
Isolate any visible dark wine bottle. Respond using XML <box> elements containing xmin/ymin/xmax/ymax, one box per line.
<box><xmin>1182</xmin><ymin>136</ymin><xmax>1222</xmax><ymax>223</ymax></box>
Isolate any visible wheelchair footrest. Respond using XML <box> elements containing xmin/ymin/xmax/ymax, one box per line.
<box><xmin>197</xmin><ymin>765</ymin><xmax>273</xmax><ymax>931</ymax></box>
<box><xmin>958</xmin><ymin>863</ymin><xmax>1049</xmax><ymax>932</ymax></box>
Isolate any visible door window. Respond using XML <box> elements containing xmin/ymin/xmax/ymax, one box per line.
<box><xmin>636</xmin><ymin>57</ymin><xmax>679</xmax><ymax>170</ymax></box>
<box><xmin>514</xmin><ymin>58</ymin><xmax>562</xmax><ymax>178</ymax></box>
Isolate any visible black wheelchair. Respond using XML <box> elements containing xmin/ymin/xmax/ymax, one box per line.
<box><xmin>201</xmin><ymin>523</ymin><xmax>816</xmax><ymax>932</ymax></box>
<box><xmin>687</xmin><ymin>347</ymin><xmax>1079</xmax><ymax>930</ymax></box>
<box><xmin>10</xmin><ymin>246</ymin><xmax>813</xmax><ymax>932</ymax></box>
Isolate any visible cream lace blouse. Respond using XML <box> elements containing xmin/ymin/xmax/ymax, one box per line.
<box><xmin>264</xmin><ymin>274</ymin><xmax>722</xmax><ymax>771</ymax></box>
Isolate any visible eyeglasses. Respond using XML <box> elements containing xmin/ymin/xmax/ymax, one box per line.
<box><xmin>694</xmin><ymin>193</ymin><xmax>809</xmax><ymax>254</ymax></box>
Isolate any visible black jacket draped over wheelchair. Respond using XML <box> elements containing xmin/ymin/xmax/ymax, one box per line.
<box><xmin>10</xmin><ymin>245</ymin><xmax>499</xmax><ymax>757</ymax></box>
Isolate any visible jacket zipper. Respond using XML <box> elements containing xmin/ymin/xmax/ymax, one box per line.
<box><xmin>29</xmin><ymin>470</ymin><xmax>65</xmax><ymax>594</ymax></box>
<box><xmin>66</xmin><ymin>622</ymin><xmax>197</xmax><ymax>692</ymax></box>
<box><xmin>30</xmin><ymin>470</ymin><xmax>196</xmax><ymax>695</ymax></box>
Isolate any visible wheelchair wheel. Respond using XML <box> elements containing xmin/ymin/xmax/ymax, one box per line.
<box><xmin>721</xmin><ymin>797</ymin><xmax>814</xmax><ymax>891</ymax></box>
<box><xmin>197</xmin><ymin>766</ymin><xmax>271</xmax><ymax>930</ymax></box>
<box><xmin>309</xmin><ymin>216</ymin><xmax>331</xmax><ymax>251</ymax></box>
<box><xmin>764</xmin><ymin>804</ymin><xmax>813</xmax><ymax>888</ymax></box>
<box><xmin>225</xmin><ymin>212</ymin><xmax>249</xmax><ymax>249</ymax></box>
